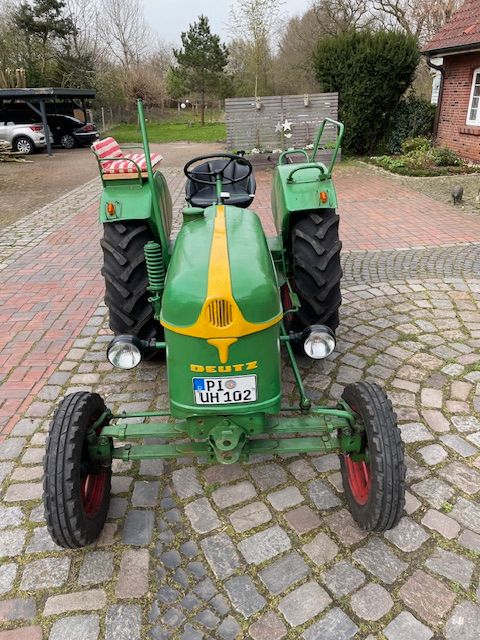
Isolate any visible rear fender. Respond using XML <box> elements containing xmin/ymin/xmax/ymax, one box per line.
<box><xmin>99</xmin><ymin>171</ymin><xmax>172</xmax><ymax>244</ymax></box>
<box><xmin>271</xmin><ymin>164</ymin><xmax>338</xmax><ymax>271</ymax></box>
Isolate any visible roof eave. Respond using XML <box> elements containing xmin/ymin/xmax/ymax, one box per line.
<box><xmin>423</xmin><ymin>42</ymin><xmax>480</xmax><ymax>57</ymax></box>
<box><xmin>0</xmin><ymin>87</ymin><xmax>96</xmax><ymax>99</ymax></box>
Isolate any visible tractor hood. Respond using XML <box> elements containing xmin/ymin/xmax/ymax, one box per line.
<box><xmin>160</xmin><ymin>205</ymin><xmax>282</xmax><ymax>338</ymax></box>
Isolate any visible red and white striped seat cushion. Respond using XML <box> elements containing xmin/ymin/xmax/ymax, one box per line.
<box><xmin>91</xmin><ymin>137</ymin><xmax>162</xmax><ymax>174</ymax></box>
<box><xmin>104</xmin><ymin>153</ymin><xmax>163</xmax><ymax>174</ymax></box>
<box><xmin>91</xmin><ymin>136</ymin><xmax>123</xmax><ymax>160</ymax></box>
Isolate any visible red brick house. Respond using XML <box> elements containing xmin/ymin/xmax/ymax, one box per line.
<box><xmin>424</xmin><ymin>0</ymin><xmax>480</xmax><ymax>161</ymax></box>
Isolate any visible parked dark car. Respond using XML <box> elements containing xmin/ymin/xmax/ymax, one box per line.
<box><xmin>47</xmin><ymin>114</ymin><xmax>99</xmax><ymax>148</ymax></box>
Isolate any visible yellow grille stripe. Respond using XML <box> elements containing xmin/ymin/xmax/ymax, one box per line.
<box><xmin>161</xmin><ymin>206</ymin><xmax>282</xmax><ymax>351</ymax></box>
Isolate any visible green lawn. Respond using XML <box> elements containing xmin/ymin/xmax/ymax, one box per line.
<box><xmin>107</xmin><ymin>121</ymin><xmax>226</xmax><ymax>144</ymax></box>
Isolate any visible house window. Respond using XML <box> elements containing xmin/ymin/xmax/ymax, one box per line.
<box><xmin>467</xmin><ymin>68</ymin><xmax>480</xmax><ymax>125</ymax></box>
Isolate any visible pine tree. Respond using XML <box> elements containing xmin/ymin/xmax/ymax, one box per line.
<box><xmin>173</xmin><ymin>16</ymin><xmax>229</xmax><ymax>125</ymax></box>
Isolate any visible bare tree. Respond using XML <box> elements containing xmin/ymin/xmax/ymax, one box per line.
<box><xmin>272</xmin><ymin>1</ymin><xmax>375</xmax><ymax>95</ymax></box>
<box><xmin>373</xmin><ymin>0</ymin><xmax>462</xmax><ymax>41</ymax></box>
<box><xmin>229</xmin><ymin>0</ymin><xmax>284</xmax><ymax>95</ymax></box>
<box><xmin>274</xmin><ymin>9</ymin><xmax>322</xmax><ymax>94</ymax></box>
<box><xmin>150</xmin><ymin>39</ymin><xmax>174</xmax><ymax>80</ymax></box>
<box><xmin>421</xmin><ymin>0</ymin><xmax>463</xmax><ymax>40</ymax></box>
<box><xmin>313</xmin><ymin>0</ymin><xmax>376</xmax><ymax>36</ymax></box>
<box><xmin>100</xmin><ymin>0</ymin><xmax>152</xmax><ymax>68</ymax></box>
<box><xmin>123</xmin><ymin>63</ymin><xmax>165</xmax><ymax>108</ymax></box>
<box><xmin>65</xmin><ymin>0</ymin><xmax>104</xmax><ymax>62</ymax></box>
<box><xmin>0</xmin><ymin>1</ymin><xmax>32</xmax><ymax>87</ymax></box>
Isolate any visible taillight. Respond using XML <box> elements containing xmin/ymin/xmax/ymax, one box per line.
<box><xmin>76</xmin><ymin>123</ymin><xmax>94</xmax><ymax>132</ymax></box>
<box><xmin>29</xmin><ymin>125</ymin><xmax>43</xmax><ymax>132</ymax></box>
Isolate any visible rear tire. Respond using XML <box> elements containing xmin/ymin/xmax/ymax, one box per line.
<box><xmin>339</xmin><ymin>381</ymin><xmax>405</xmax><ymax>531</ymax></box>
<box><xmin>289</xmin><ymin>209</ymin><xmax>342</xmax><ymax>331</ymax></box>
<box><xmin>13</xmin><ymin>136</ymin><xmax>34</xmax><ymax>155</ymax></box>
<box><xmin>101</xmin><ymin>221</ymin><xmax>164</xmax><ymax>350</ymax></box>
<box><xmin>60</xmin><ymin>133</ymin><xmax>76</xmax><ymax>149</ymax></box>
<box><xmin>44</xmin><ymin>392</ymin><xmax>111</xmax><ymax>548</ymax></box>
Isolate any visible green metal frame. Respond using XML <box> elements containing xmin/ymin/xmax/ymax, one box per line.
<box><xmin>91</xmin><ymin>403</ymin><xmax>362</xmax><ymax>466</ymax></box>
<box><xmin>96</xmin><ymin>155</ymin><xmax>144</xmax><ymax>185</ymax></box>
<box><xmin>136</xmin><ymin>100</ymin><xmax>170</xmax><ymax>267</ymax></box>
<box><xmin>310</xmin><ymin>117</ymin><xmax>344</xmax><ymax>174</ymax></box>
<box><xmin>277</xmin><ymin>117</ymin><xmax>344</xmax><ymax>179</ymax></box>
<box><xmin>95</xmin><ymin>143</ymin><xmax>147</xmax><ymax>186</ymax></box>
<box><xmin>89</xmin><ymin>329</ymin><xmax>363</xmax><ymax>466</ymax></box>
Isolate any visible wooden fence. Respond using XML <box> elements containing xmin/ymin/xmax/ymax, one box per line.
<box><xmin>225</xmin><ymin>93</ymin><xmax>339</xmax><ymax>151</ymax></box>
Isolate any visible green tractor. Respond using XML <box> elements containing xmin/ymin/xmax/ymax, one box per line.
<box><xmin>44</xmin><ymin>100</ymin><xmax>405</xmax><ymax>548</ymax></box>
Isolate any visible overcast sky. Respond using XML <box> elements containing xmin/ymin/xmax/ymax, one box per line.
<box><xmin>143</xmin><ymin>0</ymin><xmax>312</xmax><ymax>45</ymax></box>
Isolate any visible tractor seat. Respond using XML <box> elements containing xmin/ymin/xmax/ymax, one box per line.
<box><xmin>186</xmin><ymin>159</ymin><xmax>256</xmax><ymax>209</ymax></box>
<box><xmin>91</xmin><ymin>137</ymin><xmax>163</xmax><ymax>179</ymax></box>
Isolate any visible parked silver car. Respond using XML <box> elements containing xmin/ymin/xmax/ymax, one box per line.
<box><xmin>0</xmin><ymin>114</ymin><xmax>53</xmax><ymax>154</ymax></box>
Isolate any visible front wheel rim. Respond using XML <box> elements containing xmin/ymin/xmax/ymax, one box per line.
<box><xmin>344</xmin><ymin>456</ymin><xmax>371</xmax><ymax>505</ymax></box>
<box><xmin>62</xmin><ymin>135</ymin><xmax>74</xmax><ymax>148</ymax></box>
<box><xmin>81</xmin><ymin>469</ymin><xmax>108</xmax><ymax>518</ymax></box>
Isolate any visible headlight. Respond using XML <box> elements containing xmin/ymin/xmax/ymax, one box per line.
<box><xmin>302</xmin><ymin>325</ymin><xmax>336</xmax><ymax>359</ymax></box>
<box><xmin>107</xmin><ymin>335</ymin><xmax>143</xmax><ymax>369</ymax></box>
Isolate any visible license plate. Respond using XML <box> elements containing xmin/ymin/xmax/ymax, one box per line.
<box><xmin>193</xmin><ymin>375</ymin><xmax>257</xmax><ymax>405</ymax></box>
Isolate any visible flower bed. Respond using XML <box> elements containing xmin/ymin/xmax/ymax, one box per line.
<box><xmin>368</xmin><ymin>137</ymin><xmax>480</xmax><ymax>177</ymax></box>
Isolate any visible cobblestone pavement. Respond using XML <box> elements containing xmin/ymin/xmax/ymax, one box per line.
<box><xmin>0</xmin><ymin>169</ymin><xmax>184</xmax><ymax>435</ymax></box>
<box><xmin>0</xmin><ymin>148</ymin><xmax>98</xmax><ymax>230</ymax></box>
<box><xmin>341</xmin><ymin>244</ymin><xmax>480</xmax><ymax>286</ymax></box>
<box><xmin>0</xmin><ymin>179</ymin><xmax>100</xmax><ymax>272</ymax></box>
<box><xmin>0</xmin><ymin>169</ymin><xmax>479</xmax><ymax>639</ymax></box>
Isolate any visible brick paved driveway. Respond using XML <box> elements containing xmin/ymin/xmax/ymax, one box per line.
<box><xmin>0</xmin><ymin>164</ymin><xmax>479</xmax><ymax>639</ymax></box>
<box><xmin>254</xmin><ymin>164</ymin><xmax>480</xmax><ymax>249</ymax></box>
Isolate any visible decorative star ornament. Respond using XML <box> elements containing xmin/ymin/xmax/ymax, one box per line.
<box><xmin>282</xmin><ymin>119</ymin><xmax>292</xmax><ymax>132</ymax></box>
<box><xmin>275</xmin><ymin>121</ymin><xmax>283</xmax><ymax>133</ymax></box>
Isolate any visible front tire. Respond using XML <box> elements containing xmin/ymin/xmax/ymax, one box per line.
<box><xmin>340</xmin><ymin>381</ymin><xmax>405</xmax><ymax>531</ymax></box>
<box><xmin>289</xmin><ymin>209</ymin><xmax>342</xmax><ymax>331</ymax></box>
<box><xmin>44</xmin><ymin>392</ymin><xmax>111</xmax><ymax>548</ymax></box>
<box><xmin>101</xmin><ymin>221</ymin><xmax>164</xmax><ymax>348</ymax></box>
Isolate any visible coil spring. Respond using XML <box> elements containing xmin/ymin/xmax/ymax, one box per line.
<box><xmin>144</xmin><ymin>241</ymin><xmax>165</xmax><ymax>293</ymax></box>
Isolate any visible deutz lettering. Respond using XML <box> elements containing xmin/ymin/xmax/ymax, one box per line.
<box><xmin>190</xmin><ymin>361</ymin><xmax>258</xmax><ymax>373</ymax></box>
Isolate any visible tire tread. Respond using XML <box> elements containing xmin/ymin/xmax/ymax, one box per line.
<box><xmin>101</xmin><ymin>221</ymin><xmax>163</xmax><ymax>342</ymax></box>
<box><xmin>290</xmin><ymin>209</ymin><xmax>342</xmax><ymax>330</ymax></box>
<box><xmin>340</xmin><ymin>381</ymin><xmax>405</xmax><ymax>531</ymax></box>
<box><xmin>43</xmin><ymin>392</ymin><xmax>111</xmax><ymax>548</ymax></box>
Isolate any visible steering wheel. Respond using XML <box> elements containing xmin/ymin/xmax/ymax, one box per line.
<box><xmin>184</xmin><ymin>153</ymin><xmax>253</xmax><ymax>186</ymax></box>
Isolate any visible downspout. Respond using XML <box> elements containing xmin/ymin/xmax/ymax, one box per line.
<box><xmin>425</xmin><ymin>55</ymin><xmax>445</xmax><ymax>140</ymax></box>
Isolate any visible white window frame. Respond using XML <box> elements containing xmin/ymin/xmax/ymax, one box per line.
<box><xmin>466</xmin><ymin>67</ymin><xmax>480</xmax><ymax>125</ymax></box>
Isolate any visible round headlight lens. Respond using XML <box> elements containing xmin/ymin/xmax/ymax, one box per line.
<box><xmin>303</xmin><ymin>326</ymin><xmax>336</xmax><ymax>359</ymax></box>
<box><xmin>107</xmin><ymin>338</ymin><xmax>142</xmax><ymax>369</ymax></box>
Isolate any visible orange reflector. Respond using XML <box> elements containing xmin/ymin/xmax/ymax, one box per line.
<box><xmin>107</xmin><ymin>202</ymin><xmax>116</xmax><ymax>216</ymax></box>
<box><xmin>320</xmin><ymin>191</ymin><xmax>328</xmax><ymax>204</ymax></box>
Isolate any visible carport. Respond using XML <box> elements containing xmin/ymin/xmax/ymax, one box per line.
<box><xmin>0</xmin><ymin>87</ymin><xmax>96</xmax><ymax>156</ymax></box>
